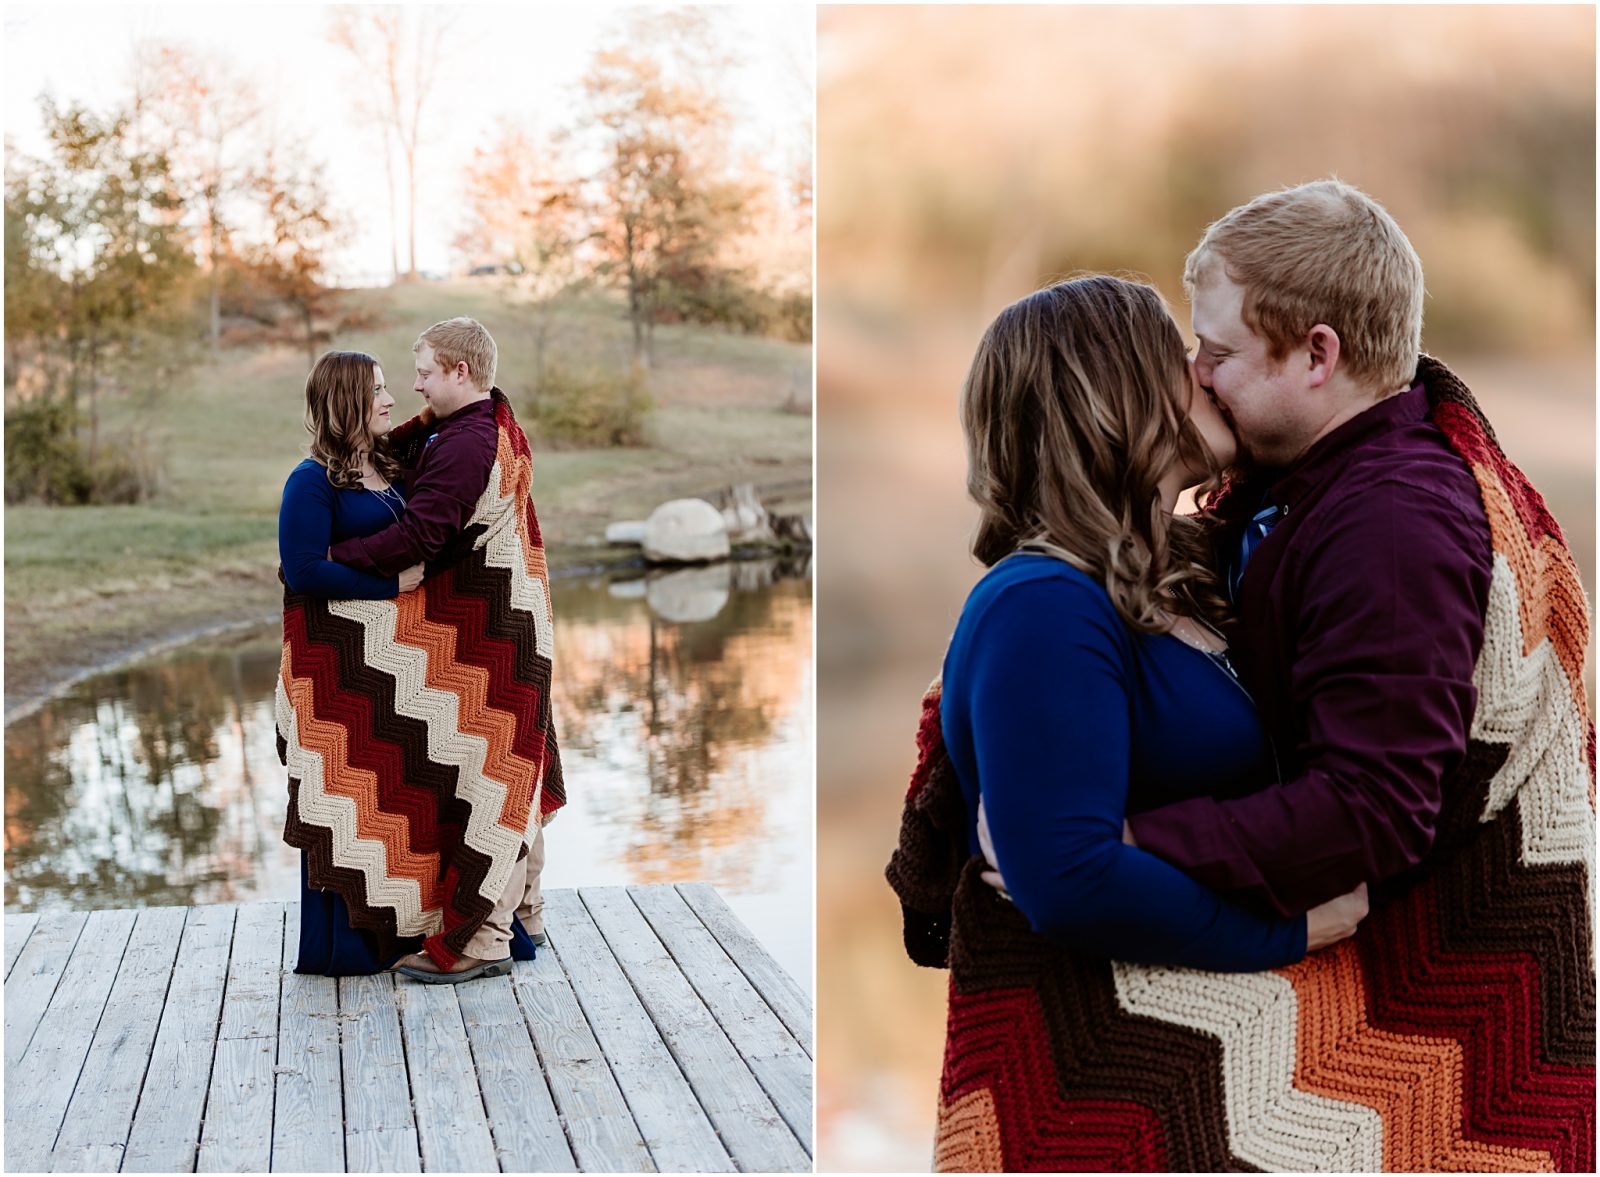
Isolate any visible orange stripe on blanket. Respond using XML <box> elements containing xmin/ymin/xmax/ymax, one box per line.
<box><xmin>391</xmin><ymin>590</ymin><xmax>538</xmax><ymax>830</ymax></box>
<box><xmin>936</xmin><ymin>1087</ymin><xmax>1004</xmax><ymax>1173</ymax></box>
<box><xmin>498</xmin><ymin>432</ymin><xmax>548</xmax><ymax>589</ymax></box>
<box><xmin>282</xmin><ymin>658</ymin><xmax>445</xmax><ymax>906</ymax></box>
<box><xmin>1470</xmin><ymin>461</ymin><xmax>1590</xmax><ymax>698</ymax></box>
<box><xmin>1280</xmin><ymin>941</ymin><xmax>1554</xmax><ymax>1173</ymax></box>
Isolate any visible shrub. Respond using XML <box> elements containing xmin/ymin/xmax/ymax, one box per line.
<box><xmin>775</xmin><ymin>290</ymin><xmax>813</xmax><ymax>343</ymax></box>
<box><xmin>4</xmin><ymin>398</ymin><xmax>162</xmax><ymax>504</ymax></box>
<box><xmin>526</xmin><ymin>361</ymin><xmax>654</xmax><ymax>449</ymax></box>
<box><xmin>663</xmin><ymin>276</ymin><xmax>814</xmax><ymax>343</ymax></box>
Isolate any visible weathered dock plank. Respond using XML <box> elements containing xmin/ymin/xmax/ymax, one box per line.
<box><xmin>584</xmin><ymin>888</ymin><xmax>809</xmax><ymax>1173</ymax></box>
<box><xmin>678</xmin><ymin>883</ymin><xmax>813</xmax><ymax>1056</ymax></box>
<box><xmin>629</xmin><ymin>884</ymin><xmax>813</xmax><ymax>1154</ymax></box>
<box><xmin>5</xmin><ymin>911</ymin><xmax>39</xmax><ymax>978</ymax></box>
<box><xmin>345</xmin><ymin>1127</ymin><xmax>424</xmax><ymax>1173</ymax></box>
<box><xmin>5</xmin><ymin>909</ymin><xmax>139</xmax><ymax>1172</ymax></box>
<box><xmin>544</xmin><ymin>888</ymin><xmax>734</xmax><ymax>1173</ymax></box>
<box><xmin>6</xmin><ymin>886</ymin><xmax>809</xmax><ymax>1174</ymax></box>
<box><xmin>339</xmin><ymin>973</ymin><xmax>421</xmax><ymax>1173</ymax></box>
<box><xmin>198</xmin><ymin>902</ymin><xmax>286</xmax><ymax>1174</ymax></box>
<box><xmin>272</xmin><ymin>911</ymin><xmax>344</xmax><ymax>1172</ymax></box>
<box><xmin>396</xmin><ymin>979</ymin><xmax>499</xmax><ymax>1172</ymax></box>
<box><xmin>122</xmin><ymin>904</ymin><xmax>236</xmax><ymax>1172</ymax></box>
<box><xmin>512</xmin><ymin>934</ymin><xmax>654</xmax><ymax>1173</ymax></box>
<box><xmin>5</xmin><ymin>910</ymin><xmax>89</xmax><ymax>1069</ymax></box>
<box><xmin>48</xmin><ymin>906</ymin><xmax>187</xmax><ymax>1173</ymax></box>
<box><xmin>458</xmin><ymin>971</ymin><xmax>577</xmax><ymax>1172</ymax></box>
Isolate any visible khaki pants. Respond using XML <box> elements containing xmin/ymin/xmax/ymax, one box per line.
<box><xmin>461</xmin><ymin>820</ymin><xmax>546</xmax><ymax>960</ymax></box>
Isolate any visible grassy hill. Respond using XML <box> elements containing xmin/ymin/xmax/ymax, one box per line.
<box><xmin>5</xmin><ymin>280</ymin><xmax>812</xmax><ymax>714</ymax></box>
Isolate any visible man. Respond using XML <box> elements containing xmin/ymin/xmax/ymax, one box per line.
<box><xmin>290</xmin><ymin>316</ymin><xmax>563</xmax><ymax>982</ymax></box>
<box><xmin>928</xmin><ymin>181</ymin><xmax>1592</xmax><ymax>1169</ymax></box>
<box><xmin>1130</xmin><ymin>181</ymin><xmax>1592</xmax><ymax>1165</ymax></box>
<box><xmin>1123</xmin><ymin>180</ymin><xmax>1494</xmax><ymax>916</ymax></box>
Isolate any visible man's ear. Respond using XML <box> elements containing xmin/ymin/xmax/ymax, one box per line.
<box><xmin>1305</xmin><ymin>324</ymin><xmax>1340</xmax><ymax>389</ymax></box>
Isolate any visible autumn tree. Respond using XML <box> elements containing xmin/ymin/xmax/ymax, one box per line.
<box><xmin>130</xmin><ymin>41</ymin><xmax>261</xmax><ymax>353</ymax></box>
<box><xmin>242</xmin><ymin>138</ymin><xmax>345</xmax><ymax>363</ymax></box>
<box><xmin>581</xmin><ymin>8</ymin><xmax>752</xmax><ymax>366</ymax></box>
<box><xmin>5</xmin><ymin>100</ymin><xmax>195</xmax><ymax>501</ymax></box>
<box><xmin>457</xmin><ymin>120</ymin><xmax>587</xmax><ymax>390</ymax></box>
<box><xmin>329</xmin><ymin>4</ymin><xmax>454</xmax><ymax>280</ymax></box>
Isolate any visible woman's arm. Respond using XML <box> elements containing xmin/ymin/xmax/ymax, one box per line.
<box><xmin>279</xmin><ymin>465</ymin><xmax>402</xmax><ymax>599</ymax></box>
<box><xmin>964</xmin><ymin>576</ymin><xmax>1307</xmax><ymax>972</ymax></box>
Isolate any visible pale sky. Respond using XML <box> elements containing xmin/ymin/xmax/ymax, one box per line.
<box><xmin>3</xmin><ymin>2</ymin><xmax>814</xmax><ymax>284</ymax></box>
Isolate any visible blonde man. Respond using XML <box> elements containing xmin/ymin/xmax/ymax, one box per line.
<box><xmin>1113</xmin><ymin>179</ymin><xmax>1494</xmax><ymax>915</ymax></box>
<box><xmin>329</xmin><ymin>316</ymin><xmax>555</xmax><ymax>979</ymax></box>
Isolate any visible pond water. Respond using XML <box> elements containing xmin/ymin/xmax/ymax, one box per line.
<box><xmin>4</xmin><ymin>559</ymin><xmax>814</xmax><ymax>992</ymax></box>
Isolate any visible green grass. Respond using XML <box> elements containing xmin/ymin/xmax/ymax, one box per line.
<box><xmin>5</xmin><ymin>506</ymin><xmax>276</xmax><ymax>602</ymax></box>
<box><xmin>6</xmin><ymin>282</ymin><xmax>812</xmax><ymax>708</ymax></box>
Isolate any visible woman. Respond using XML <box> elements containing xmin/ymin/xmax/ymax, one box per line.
<box><xmin>278</xmin><ymin>350</ymin><xmax>421</xmax><ymax>974</ymax></box>
<box><xmin>277</xmin><ymin>350</ymin><xmax>540</xmax><ymax>976</ymax></box>
<box><xmin>886</xmin><ymin>277</ymin><xmax>1366</xmax><ymax>1169</ymax></box>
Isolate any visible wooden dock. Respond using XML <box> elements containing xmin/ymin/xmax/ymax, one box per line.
<box><xmin>4</xmin><ymin>885</ymin><xmax>812</xmax><ymax>1173</ymax></box>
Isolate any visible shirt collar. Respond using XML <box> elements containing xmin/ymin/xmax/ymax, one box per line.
<box><xmin>1267</xmin><ymin>380</ymin><xmax>1427</xmax><ymax>512</ymax></box>
<box><xmin>436</xmin><ymin>392</ymin><xmax>498</xmax><ymax>429</ymax></box>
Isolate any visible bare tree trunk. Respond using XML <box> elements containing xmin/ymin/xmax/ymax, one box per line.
<box><xmin>382</xmin><ymin>138</ymin><xmax>399</xmax><ymax>282</ymax></box>
<box><xmin>86</xmin><ymin>342</ymin><xmax>99</xmax><ymax>462</ymax></box>
<box><xmin>624</xmin><ymin>217</ymin><xmax>647</xmax><ymax>365</ymax></box>
<box><xmin>209</xmin><ymin>276</ymin><xmax>221</xmax><ymax>354</ymax></box>
<box><xmin>405</xmin><ymin>148</ymin><xmax>417</xmax><ymax>277</ymax></box>
<box><xmin>207</xmin><ymin>207</ymin><xmax>221</xmax><ymax>355</ymax></box>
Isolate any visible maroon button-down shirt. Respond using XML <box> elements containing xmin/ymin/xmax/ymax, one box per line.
<box><xmin>329</xmin><ymin>395</ymin><xmax>499</xmax><ymax>577</ymax></box>
<box><xmin>1126</xmin><ymin>381</ymin><xmax>1494</xmax><ymax>918</ymax></box>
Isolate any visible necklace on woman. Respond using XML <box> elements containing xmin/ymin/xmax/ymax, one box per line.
<box><xmin>1164</xmin><ymin>611</ymin><xmax>1240</xmax><ymax>680</ymax></box>
<box><xmin>371</xmin><ymin>482</ymin><xmax>403</xmax><ymax>524</ymax></box>
<box><xmin>358</xmin><ymin>461</ymin><xmax>404</xmax><ymax>524</ymax></box>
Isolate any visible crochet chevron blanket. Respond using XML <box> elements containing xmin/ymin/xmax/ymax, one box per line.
<box><xmin>278</xmin><ymin>391</ymin><xmax>564</xmax><ymax>969</ymax></box>
<box><xmin>887</xmin><ymin>355</ymin><xmax>1594</xmax><ymax>1171</ymax></box>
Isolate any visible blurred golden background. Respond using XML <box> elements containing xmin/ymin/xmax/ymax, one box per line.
<box><xmin>815</xmin><ymin>5</ymin><xmax>1595</xmax><ymax>1170</ymax></box>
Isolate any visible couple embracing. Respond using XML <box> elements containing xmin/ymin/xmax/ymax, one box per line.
<box><xmin>276</xmin><ymin>316</ymin><xmax>563</xmax><ymax>985</ymax></box>
<box><xmin>889</xmin><ymin>181</ymin><xmax>1594</xmax><ymax>1171</ymax></box>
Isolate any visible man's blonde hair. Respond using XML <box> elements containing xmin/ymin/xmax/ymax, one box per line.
<box><xmin>1183</xmin><ymin>179</ymin><xmax>1424</xmax><ymax>393</ymax></box>
<box><xmin>415</xmin><ymin>317</ymin><xmax>497</xmax><ymax>391</ymax></box>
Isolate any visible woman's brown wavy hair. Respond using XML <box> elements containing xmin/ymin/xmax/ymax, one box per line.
<box><xmin>961</xmin><ymin>275</ymin><xmax>1232</xmax><ymax>633</ymax></box>
<box><xmin>304</xmin><ymin>350</ymin><xmax>403</xmax><ymax>490</ymax></box>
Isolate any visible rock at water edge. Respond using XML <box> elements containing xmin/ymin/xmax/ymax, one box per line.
<box><xmin>643</xmin><ymin>498</ymin><xmax>731</xmax><ymax>564</ymax></box>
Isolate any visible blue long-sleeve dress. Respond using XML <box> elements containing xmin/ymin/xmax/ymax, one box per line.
<box><xmin>939</xmin><ymin>552</ymin><xmax>1307</xmax><ymax>971</ymax></box>
<box><xmin>278</xmin><ymin>458</ymin><xmax>538</xmax><ymax>974</ymax></box>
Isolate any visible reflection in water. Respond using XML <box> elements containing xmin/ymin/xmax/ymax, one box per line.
<box><xmin>561</xmin><ymin>557</ymin><xmax>813</xmax><ymax>894</ymax></box>
<box><xmin>4</xmin><ymin>560</ymin><xmax>813</xmax><ymax>985</ymax></box>
<box><xmin>4</xmin><ymin>648</ymin><xmax>289</xmax><ymax>911</ymax></box>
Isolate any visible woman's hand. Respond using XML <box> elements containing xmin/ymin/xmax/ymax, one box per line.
<box><xmin>399</xmin><ymin>563</ymin><xmax>425</xmax><ymax>592</ymax></box>
<box><xmin>1304</xmin><ymin>882</ymin><xmax>1368</xmax><ymax>952</ymax></box>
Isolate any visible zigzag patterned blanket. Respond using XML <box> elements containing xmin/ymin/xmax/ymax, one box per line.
<box><xmin>887</xmin><ymin>356</ymin><xmax>1594</xmax><ymax>1171</ymax></box>
<box><xmin>278</xmin><ymin>391</ymin><xmax>564</xmax><ymax>969</ymax></box>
